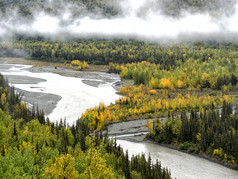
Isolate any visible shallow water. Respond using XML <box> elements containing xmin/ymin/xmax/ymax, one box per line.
<box><xmin>0</xmin><ymin>64</ymin><xmax>120</xmax><ymax>125</ymax></box>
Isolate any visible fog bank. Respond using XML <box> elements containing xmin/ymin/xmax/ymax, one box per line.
<box><xmin>0</xmin><ymin>0</ymin><xmax>238</xmax><ymax>42</ymax></box>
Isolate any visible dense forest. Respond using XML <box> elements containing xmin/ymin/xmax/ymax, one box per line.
<box><xmin>147</xmin><ymin>101</ymin><xmax>238</xmax><ymax>166</ymax></box>
<box><xmin>2</xmin><ymin>39</ymin><xmax>238</xmax><ymax>69</ymax></box>
<box><xmin>109</xmin><ymin>59</ymin><xmax>237</xmax><ymax>91</ymax></box>
<box><xmin>0</xmin><ymin>74</ymin><xmax>172</xmax><ymax>178</ymax></box>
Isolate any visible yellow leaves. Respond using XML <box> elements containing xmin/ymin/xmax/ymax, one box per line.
<box><xmin>51</xmin><ymin>49</ymin><xmax>55</xmax><ymax>56</ymax></box>
<box><xmin>104</xmin><ymin>110</ymin><xmax>112</xmax><ymax>121</ymax></box>
<box><xmin>177</xmin><ymin>80</ymin><xmax>185</xmax><ymax>89</ymax></box>
<box><xmin>119</xmin><ymin>112</ymin><xmax>125</xmax><ymax>120</ymax></box>
<box><xmin>167</xmin><ymin>50</ymin><xmax>173</xmax><ymax>57</ymax></box>
<box><xmin>81</xmin><ymin>83</ymin><xmax>233</xmax><ymax>132</ymax></box>
<box><xmin>0</xmin><ymin>145</ymin><xmax>7</xmax><ymax>156</ymax></box>
<box><xmin>118</xmin><ymin>86</ymin><xmax>126</xmax><ymax>94</ymax></box>
<box><xmin>160</xmin><ymin>78</ymin><xmax>173</xmax><ymax>90</ymax></box>
<box><xmin>138</xmin><ymin>84</ymin><xmax>143</xmax><ymax>92</ymax></box>
<box><xmin>20</xmin><ymin>102</ymin><xmax>26</xmax><ymax>109</ymax></box>
<box><xmin>43</xmin><ymin>154</ymin><xmax>78</xmax><ymax>179</ymax></box>
<box><xmin>116</xmin><ymin>97</ymin><xmax>125</xmax><ymax>104</ymax></box>
<box><xmin>115</xmin><ymin>64</ymin><xmax>120</xmax><ymax>72</ymax></box>
<box><xmin>0</xmin><ymin>93</ymin><xmax>6</xmax><ymax>106</ymax></box>
<box><xmin>212</xmin><ymin>148</ymin><xmax>224</xmax><ymax>159</ymax></box>
<box><xmin>99</xmin><ymin>113</ymin><xmax>104</xmax><ymax>123</ymax></box>
<box><xmin>232</xmin><ymin>159</ymin><xmax>236</xmax><ymax>165</ymax></box>
<box><xmin>213</xmin><ymin>149</ymin><xmax>219</xmax><ymax>156</ymax></box>
<box><xmin>19</xmin><ymin>141</ymin><xmax>33</xmax><ymax>154</ymax></box>
<box><xmin>224</xmin><ymin>153</ymin><xmax>227</xmax><ymax>161</ymax></box>
<box><xmin>171</xmin><ymin>101</ymin><xmax>177</xmax><ymax>111</ymax></box>
<box><xmin>156</xmin><ymin>99</ymin><xmax>162</xmax><ymax>110</ymax></box>
<box><xmin>147</xmin><ymin>119</ymin><xmax>153</xmax><ymax>133</ymax></box>
<box><xmin>23</xmin><ymin>126</ymin><xmax>29</xmax><ymax>134</ymax></box>
<box><xmin>196</xmin><ymin>133</ymin><xmax>201</xmax><ymax>142</ymax></box>
<box><xmin>71</xmin><ymin>60</ymin><xmax>89</xmax><ymax>70</ymax></box>
<box><xmin>149</xmin><ymin>90</ymin><xmax>157</xmax><ymax>95</ymax></box>
<box><xmin>223</xmin><ymin>95</ymin><xmax>230</xmax><ymax>102</ymax></box>
<box><xmin>201</xmin><ymin>72</ymin><xmax>210</xmax><ymax>80</ymax></box>
<box><xmin>83</xmin><ymin>147</ymin><xmax>116</xmax><ymax>179</ymax></box>
<box><xmin>71</xmin><ymin>60</ymin><xmax>80</xmax><ymax>66</ymax></box>
<box><xmin>149</xmin><ymin>78</ymin><xmax>155</xmax><ymax>88</ymax></box>
<box><xmin>120</xmin><ymin>67</ymin><xmax>128</xmax><ymax>78</ymax></box>
<box><xmin>149</xmin><ymin>77</ymin><xmax>160</xmax><ymax>89</ymax></box>
<box><xmin>83</xmin><ymin>61</ymin><xmax>89</xmax><ymax>69</ymax></box>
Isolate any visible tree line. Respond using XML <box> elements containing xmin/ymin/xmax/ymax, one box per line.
<box><xmin>2</xmin><ymin>39</ymin><xmax>238</xmax><ymax>68</ymax></box>
<box><xmin>147</xmin><ymin>101</ymin><xmax>238</xmax><ymax>166</ymax></box>
<box><xmin>109</xmin><ymin>58</ymin><xmax>237</xmax><ymax>91</ymax></box>
<box><xmin>80</xmin><ymin>84</ymin><xmax>232</xmax><ymax>131</ymax></box>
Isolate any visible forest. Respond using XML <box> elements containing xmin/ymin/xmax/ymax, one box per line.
<box><xmin>80</xmin><ymin>85</ymin><xmax>233</xmax><ymax>131</ymax></box>
<box><xmin>0</xmin><ymin>0</ymin><xmax>238</xmax><ymax>177</ymax></box>
<box><xmin>147</xmin><ymin>101</ymin><xmax>238</xmax><ymax>166</ymax></box>
<box><xmin>0</xmin><ymin>74</ymin><xmax>172</xmax><ymax>178</ymax></box>
<box><xmin>0</xmin><ymin>37</ymin><xmax>238</xmax><ymax>176</ymax></box>
<box><xmin>2</xmin><ymin>39</ymin><xmax>238</xmax><ymax>69</ymax></box>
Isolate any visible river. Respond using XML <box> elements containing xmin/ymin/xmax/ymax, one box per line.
<box><xmin>0</xmin><ymin>63</ymin><xmax>238</xmax><ymax>179</ymax></box>
<box><xmin>0</xmin><ymin>63</ymin><xmax>120</xmax><ymax>125</ymax></box>
<box><xmin>116</xmin><ymin>139</ymin><xmax>238</xmax><ymax>179</ymax></box>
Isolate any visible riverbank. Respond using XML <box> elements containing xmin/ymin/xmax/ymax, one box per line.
<box><xmin>116</xmin><ymin>138</ymin><xmax>238</xmax><ymax>179</ymax></box>
<box><xmin>0</xmin><ymin>57</ymin><xmax>108</xmax><ymax>71</ymax></box>
<box><xmin>156</xmin><ymin>142</ymin><xmax>238</xmax><ymax>171</ymax></box>
<box><xmin>107</xmin><ymin>118</ymin><xmax>238</xmax><ymax>172</ymax></box>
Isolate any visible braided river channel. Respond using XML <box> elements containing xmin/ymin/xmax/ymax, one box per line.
<box><xmin>1</xmin><ymin>63</ymin><xmax>238</xmax><ymax>179</ymax></box>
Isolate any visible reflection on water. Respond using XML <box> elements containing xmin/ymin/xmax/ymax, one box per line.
<box><xmin>116</xmin><ymin>140</ymin><xmax>238</xmax><ymax>179</ymax></box>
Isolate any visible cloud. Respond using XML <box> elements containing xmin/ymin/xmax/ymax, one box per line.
<box><xmin>0</xmin><ymin>0</ymin><xmax>238</xmax><ymax>43</ymax></box>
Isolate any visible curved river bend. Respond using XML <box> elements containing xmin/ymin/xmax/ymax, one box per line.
<box><xmin>1</xmin><ymin>63</ymin><xmax>238</xmax><ymax>179</ymax></box>
<box><xmin>116</xmin><ymin>140</ymin><xmax>238</xmax><ymax>179</ymax></box>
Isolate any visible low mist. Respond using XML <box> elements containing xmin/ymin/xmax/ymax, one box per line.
<box><xmin>0</xmin><ymin>0</ymin><xmax>238</xmax><ymax>43</ymax></box>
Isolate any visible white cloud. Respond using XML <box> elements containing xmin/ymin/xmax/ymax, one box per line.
<box><xmin>0</xmin><ymin>0</ymin><xmax>238</xmax><ymax>42</ymax></box>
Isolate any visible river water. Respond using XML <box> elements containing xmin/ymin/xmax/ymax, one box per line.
<box><xmin>1</xmin><ymin>63</ymin><xmax>238</xmax><ymax>179</ymax></box>
<box><xmin>0</xmin><ymin>64</ymin><xmax>120</xmax><ymax>125</ymax></box>
<box><xmin>116</xmin><ymin>140</ymin><xmax>238</xmax><ymax>179</ymax></box>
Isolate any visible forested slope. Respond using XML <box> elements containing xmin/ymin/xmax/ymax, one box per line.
<box><xmin>0</xmin><ymin>74</ymin><xmax>172</xmax><ymax>178</ymax></box>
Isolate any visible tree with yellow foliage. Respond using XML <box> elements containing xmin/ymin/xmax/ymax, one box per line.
<box><xmin>43</xmin><ymin>154</ymin><xmax>78</xmax><ymax>179</ymax></box>
<box><xmin>0</xmin><ymin>145</ymin><xmax>7</xmax><ymax>156</ymax></box>
<box><xmin>147</xmin><ymin>119</ymin><xmax>153</xmax><ymax>133</ymax></box>
<box><xmin>81</xmin><ymin>147</ymin><xmax>116</xmax><ymax>179</ymax></box>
